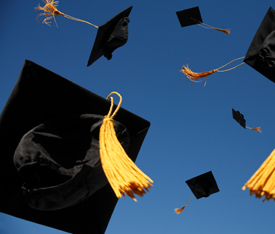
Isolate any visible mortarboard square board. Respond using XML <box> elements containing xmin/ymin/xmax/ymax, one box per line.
<box><xmin>176</xmin><ymin>6</ymin><xmax>203</xmax><ymax>28</ymax></box>
<box><xmin>0</xmin><ymin>59</ymin><xmax>150</xmax><ymax>234</ymax></box>
<box><xmin>232</xmin><ymin>108</ymin><xmax>246</xmax><ymax>129</ymax></box>
<box><xmin>244</xmin><ymin>7</ymin><xmax>275</xmax><ymax>83</ymax></box>
<box><xmin>185</xmin><ymin>171</ymin><xmax>219</xmax><ymax>199</ymax></box>
<box><xmin>87</xmin><ymin>6</ymin><xmax>133</xmax><ymax>66</ymax></box>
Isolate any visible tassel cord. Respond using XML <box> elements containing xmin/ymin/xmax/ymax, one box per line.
<box><xmin>63</xmin><ymin>14</ymin><xmax>98</xmax><ymax>28</ymax></box>
<box><xmin>185</xmin><ymin>193</ymin><xmax>194</xmax><ymax>206</ymax></box>
<box><xmin>216</xmin><ymin>57</ymin><xmax>245</xmax><ymax>72</ymax></box>
<box><xmin>106</xmin><ymin>92</ymin><xmax>123</xmax><ymax>119</ymax></box>
<box><xmin>191</xmin><ymin>17</ymin><xmax>230</xmax><ymax>34</ymax></box>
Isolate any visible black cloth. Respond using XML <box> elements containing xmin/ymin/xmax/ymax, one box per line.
<box><xmin>14</xmin><ymin>114</ymin><xmax>129</xmax><ymax>211</ymax></box>
<box><xmin>244</xmin><ymin>7</ymin><xmax>275</xmax><ymax>83</ymax></box>
<box><xmin>0</xmin><ymin>60</ymin><xmax>150</xmax><ymax>234</ymax></box>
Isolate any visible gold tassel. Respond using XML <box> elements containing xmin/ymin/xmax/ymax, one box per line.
<box><xmin>181</xmin><ymin>57</ymin><xmax>245</xmax><ymax>86</ymax></box>
<box><xmin>242</xmin><ymin>149</ymin><xmax>275</xmax><ymax>201</ymax></box>
<box><xmin>191</xmin><ymin>17</ymin><xmax>230</xmax><ymax>35</ymax></box>
<box><xmin>35</xmin><ymin>0</ymin><xmax>98</xmax><ymax>28</ymax></box>
<box><xmin>99</xmin><ymin>92</ymin><xmax>153</xmax><ymax>201</ymax></box>
<box><xmin>174</xmin><ymin>194</ymin><xmax>194</xmax><ymax>214</ymax></box>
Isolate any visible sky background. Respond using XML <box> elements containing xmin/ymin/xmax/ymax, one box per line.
<box><xmin>1</xmin><ymin>0</ymin><xmax>275</xmax><ymax>233</ymax></box>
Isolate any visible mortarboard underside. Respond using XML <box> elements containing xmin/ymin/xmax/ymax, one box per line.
<box><xmin>0</xmin><ymin>59</ymin><xmax>150</xmax><ymax>234</ymax></box>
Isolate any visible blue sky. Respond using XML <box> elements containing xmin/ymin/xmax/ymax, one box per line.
<box><xmin>1</xmin><ymin>0</ymin><xmax>275</xmax><ymax>233</ymax></box>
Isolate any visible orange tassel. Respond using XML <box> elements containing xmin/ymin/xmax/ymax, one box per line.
<box><xmin>246</xmin><ymin>126</ymin><xmax>262</xmax><ymax>133</ymax></box>
<box><xmin>213</xmin><ymin>28</ymin><xmax>230</xmax><ymax>35</ymax></box>
<box><xmin>180</xmin><ymin>64</ymin><xmax>217</xmax><ymax>86</ymax></box>
<box><xmin>174</xmin><ymin>205</ymin><xmax>186</xmax><ymax>214</ymax></box>
<box><xmin>35</xmin><ymin>0</ymin><xmax>65</xmax><ymax>26</ymax></box>
<box><xmin>174</xmin><ymin>194</ymin><xmax>194</xmax><ymax>214</ymax></box>
<box><xmin>35</xmin><ymin>0</ymin><xmax>98</xmax><ymax>28</ymax></box>
<box><xmin>181</xmin><ymin>57</ymin><xmax>245</xmax><ymax>86</ymax></box>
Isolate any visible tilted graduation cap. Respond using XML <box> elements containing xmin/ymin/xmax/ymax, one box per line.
<box><xmin>176</xmin><ymin>6</ymin><xmax>202</xmax><ymax>27</ymax></box>
<box><xmin>35</xmin><ymin>1</ymin><xmax>132</xmax><ymax>67</ymax></box>
<box><xmin>232</xmin><ymin>108</ymin><xmax>246</xmax><ymax>129</ymax></box>
<box><xmin>185</xmin><ymin>171</ymin><xmax>219</xmax><ymax>199</ymax></box>
<box><xmin>232</xmin><ymin>108</ymin><xmax>262</xmax><ymax>132</ymax></box>
<box><xmin>176</xmin><ymin>6</ymin><xmax>230</xmax><ymax>34</ymax></box>
<box><xmin>244</xmin><ymin>7</ymin><xmax>275</xmax><ymax>83</ymax></box>
<box><xmin>87</xmin><ymin>6</ymin><xmax>133</xmax><ymax>66</ymax></box>
<box><xmin>0</xmin><ymin>60</ymin><xmax>150</xmax><ymax>234</ymax></box>
<box><xmin>174</xmin><ymin>171</ymin><xmax>219</xmax><ymax>214</ymax></box>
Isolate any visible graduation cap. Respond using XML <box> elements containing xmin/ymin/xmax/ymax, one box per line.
<box><xmin>232</xmin><ymin>108</ymin><xmax>246</xmax><ymax>128</ymax></box>
<box><xmin>244</xmin><ymin>7</ymin><xmax>275</xmax><ymax>84</ymax></box>
<box><xmin>87</xmin><ymin>6</ymin><xmax>133</xmax><ymax>66</ymax></box>
<box><xmin>35</xmin><ymin>1</ymin><xmax>132</xmax><ymax>66</ymax></box>
<box><xmin>174</xmin><ymin>171</ymin><xmax>219</xmax><ymax>214</ymax></box>
<box><xmin>232</xmin><ymin>108</ymin><xmax>261</xmax><ymax>132</ymax></box>
<box><xmin>0</xmin><ymin>60</ymin><xmax>151</xmax><ymax>234</ymax></box>
<box><xmin>176</xmin><ymin>6</ymin><xmax>202</xmax><ymax>27</ymax></box>
<box><xmin>176</xmin><ymin>6</ymin><xmax>230</xmax><ymax>34</ymax></box>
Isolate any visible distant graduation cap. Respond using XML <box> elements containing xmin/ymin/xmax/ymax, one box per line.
<box><xmin>35</xmin><ymin>1</ymin><xmax>132</xmax><ymax>66</ymax></box>
<box><xmin>176</xmin><ymin>6</ymin><xmax>230</xmax><ymax>34</ymax></box>
<box><xmin>174</xmin><ymin>171</ymin><xmax>219</xmax><ymax>214</ymax></box>
<box><xmin>244</xmin><ymin>7</ymin><xmax>275</xmax><ymax>84</ymax></box>
<box><xmin>0</xmin><ymin>60</ymin><xmax>151</xmax><ymax>234</ymax></box>
<box><xmin>87</xmin><ymin>6</ymin><xmax>133</xmax><ymax>66</ymax></box>
<box><xmin>232</xmin><ymin>108</ymin><xmax>261</xmax><ymax>133</ymax></box>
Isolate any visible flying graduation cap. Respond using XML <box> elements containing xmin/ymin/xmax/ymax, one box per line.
<box><xmin>174</xmin><ymin>171</ymin><xmax>219</xmax><ymax>214</ymax></box>
<box><xmin>244</xmin><ymin>7</ymin><xmax>275</xmax><ymax>84</ymax></box>
<box><xmin>232</xmin><ymin>109</ymin><xmax>261</xmax><ymax>133</ymax></box>
<box><xmin>176</xmin><ymin>6</ymin><xmax>230</xmax><ymax>34</ymax></box>
<box><xmin>35</xmin><ymin>0</ymin><xmax>132</xmax><ymax>66</ymax></box>
<box><xmin>0</xmin><ymin>60</ymin><xmax>151</xmax><ymax>234</ymax></box>
<box><xmin>87</xmin><ymin>6</ymin><xmax>133</xmax><ymax>66</ymax></box>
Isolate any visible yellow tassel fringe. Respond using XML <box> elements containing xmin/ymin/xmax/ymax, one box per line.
<box><xmin>242</xmin><ymin>149</ymin><xmax>275</xmax><ymax>201</ymax></box>
<box><xmin>99</xmin><ymin>92</ymin><xmax>153</xmax><ymax>201</ymax></box>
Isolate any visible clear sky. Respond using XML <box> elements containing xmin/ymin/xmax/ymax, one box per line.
<box><xmin>1</xmin><ymin>0</ymin><xmax>275</xmax><ymax>233</ymax></box>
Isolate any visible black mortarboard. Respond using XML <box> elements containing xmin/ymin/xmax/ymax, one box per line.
<box><xmin>87</xmin><ymin>6</ymin><xmax>133</xmax><ymax>66</ymax></box>
<box><xmin>0</xmin><ymin>60</ymin><xmax>150</xmax><ymax>234</ymax></box>
<box><xmin>232</xmin><ymin>108</ymin><xmax>246</xmax><ymax>129</ymax></box>
<box><xmin>185</xmin><ymin>171</ymin><xmax>219</xmax><ymax>199</ymax></box>
<box><xmin>244</xmin><ymin>7</ymin><xmax>275</xmax><ymax>83</ymax></box>
<box><xmin>176</xmin><ymin>6</ymin><xmax>202</xmax><ymax>27</ymax></box>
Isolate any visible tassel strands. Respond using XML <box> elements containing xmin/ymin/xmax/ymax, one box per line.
<box><xmin>242</xmin><ymin>149</ymin><xmax>275</xmax><ymax>201</ymax></box>
<box><xmin>181</xmin><ymin>57</ymin><xmax>245</xmax><ymax>86</ymax></box>
<box><xmin>99</xmin><ymin>92</ymin><xmax>153</xmax><ymax>201</ymax></box>
<box><xmin>35</xmin><ymin>0</ymin><xmax>98</xmax><ymax>28</ymax></box>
